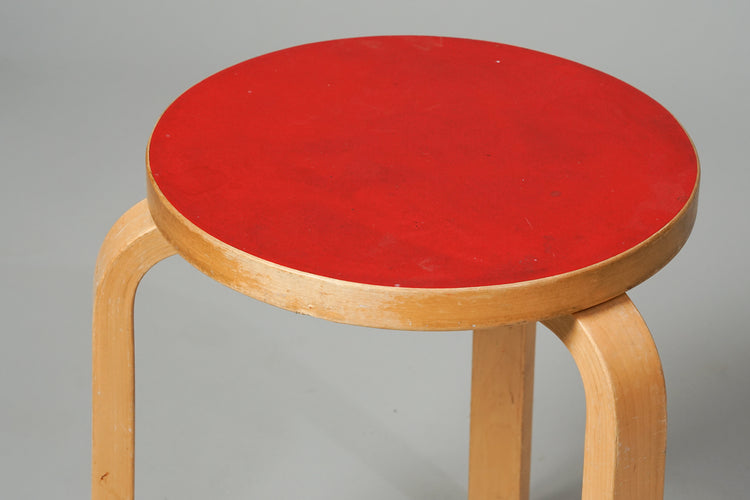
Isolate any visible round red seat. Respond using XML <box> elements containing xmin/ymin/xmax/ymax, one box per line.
<box><xmin>146</xmin><ymin>35</ymin><xmax>698</xmax><ymax>329</ymax></box>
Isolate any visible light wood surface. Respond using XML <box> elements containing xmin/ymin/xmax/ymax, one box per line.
<box><xmin>91</xmin><ymin>203</ymin><xmax>670</xmax><ymax>499</ymax></box>
<box><xmin>469</xmin><ymin>322</ymin><xmax>536</xmax><ymax>500</ymax></box>
<box><xmin>92</xmin><ymin>200</ymin><xmax>176</xmax><ymax>500</ymax></box>
<box><xmin>544</xmin><ymin>294</ymin><xmax>667</xmax><ymax>499</ymax></box>
<box><xmin>146</xmin><ymin>168</ymin><xmax>698</xmax><ymax>331</ymax></box>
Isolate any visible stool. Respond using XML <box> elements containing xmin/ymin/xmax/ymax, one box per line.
<box><xmin>92</xmin><ymin>36</ymin><xmax>699</xmax><ymax>499</ymax></box>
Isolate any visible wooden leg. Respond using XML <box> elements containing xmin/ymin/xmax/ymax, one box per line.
<box><xmin>543</xmin><ymin>294</ymin><xmax>667</xmax><ymax>500</ymax></box>
<box><xmin>468</xmin><ymin>322</ymin><xmax>536</xmax><ymax>500</ymax></box>
<box><xmin>92</xmin><ymin>200</ymin><xmax>176</xmax><ymax>500</ymax></box>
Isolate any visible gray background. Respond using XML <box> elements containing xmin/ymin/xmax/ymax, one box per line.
<box><xmin>2</xmin><ymin>1</ymin><xmax>748</xmax><ymax>498</ymax></box>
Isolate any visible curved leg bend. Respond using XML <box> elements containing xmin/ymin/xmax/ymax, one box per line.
<box><xmin>543</xmin><ymin>294</ymin><xmax>667</xmax><ymax>500</ymax></box>
<box><xmin>92</xmin><ymin>200</ymin><xmax>176</xmax><ymax>500</ymax></box>
<box><xmin>469</xmin><ymin>322</ymin><xmax>536</xmax><ymax>500</ymax></box>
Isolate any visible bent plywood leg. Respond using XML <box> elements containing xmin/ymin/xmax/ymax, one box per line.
<box><xmin>92</xmin><ymin>200</ymin><xmax>176</xmax><ymax>500</ymax></box>
<box><xmin>543</xmin><ymin>294</ymin><xmax>666</xmax><ymax>500</ymax></box>
<box><xmin>468</xmin><ymin>322</ymin><xmax>536</xmax><ymax>500</ymax></box>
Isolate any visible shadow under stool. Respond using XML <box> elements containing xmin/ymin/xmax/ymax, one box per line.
<box><xmin>92</xmin><ymin>36</ymin><xmax>699</xmax><ymax>500</ymax></box>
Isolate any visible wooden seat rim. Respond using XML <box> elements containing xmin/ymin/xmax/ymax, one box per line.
<box><xmin>145</xmin><ymin>163</ymin><xmax>698</xmax><ymax>331</ymax></box>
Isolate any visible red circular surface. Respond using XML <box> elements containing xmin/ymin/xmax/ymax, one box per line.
<box><xmin>148</xmin><ymin>36</ymin><xmax>698</xmax><ymax>288</ymax></box>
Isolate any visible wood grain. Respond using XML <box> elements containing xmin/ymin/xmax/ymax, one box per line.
<box><xmin>469</xmin><ymin>322</ymin><xmax>536</xmax><ymax>500</ymax></box>
<box><xmin>91</xmin><ymin>203</ymin><xmax>671</xmax><ymax>500</ymax></box>
<box><xmin>92</xmin><ymin>200</ymin><xmax>176</xmax><ymax>500</ymax></box>
<box><xmin>543</xmin><ymin>294</ymin><xmax>667</xmax><ymax>499</ymax></box>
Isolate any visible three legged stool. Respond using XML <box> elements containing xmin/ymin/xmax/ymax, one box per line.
<box><xmin>92</xmin><ymin>36</ymin><xmax>699</xmax><ymax>499</ymax></box>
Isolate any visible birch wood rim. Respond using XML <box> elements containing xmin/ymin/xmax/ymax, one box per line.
<box><xmin>145</xmin><ymin>166</ymin><xmax>699</xmax><ymax>331</ymax></box>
